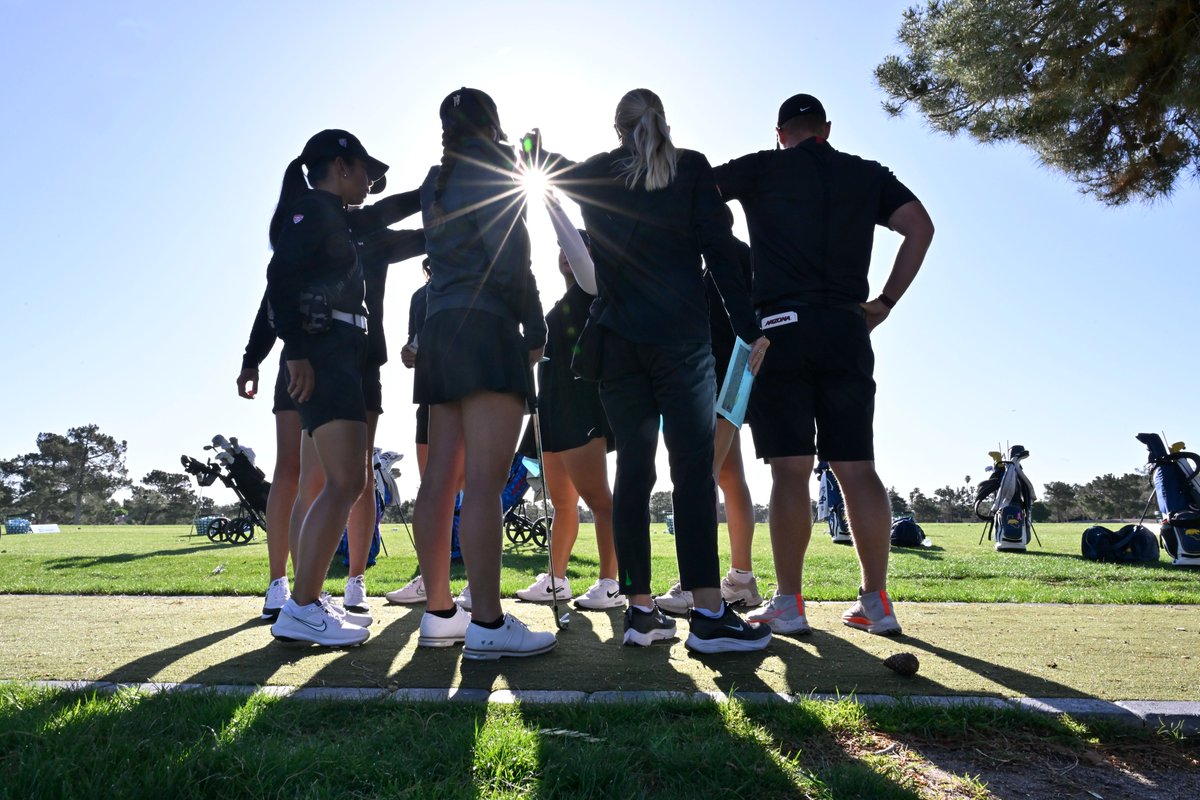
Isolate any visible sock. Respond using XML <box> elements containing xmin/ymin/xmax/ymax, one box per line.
<box><xmin>427</xmin><ymin>606</ymin><xmax>458</xmax><ymax>619</ymax></box>
<box><xmin>693</xmin><ymin>601</ymin><xmax>725</xmax><ymax>619</ymax></box>
<box><xmin>473</xmin><ymin>615</ymin><xmax>506</xmax><ymax>629</ymax></box>
<box><xmin>728</xmin><ymin>568</ymin><xmax>753</xmax><ymax>581</ymax></box>
<box><xmin>270</xmin><ymin>577</ymin><xmax>289</xmax><ymax>587</ymax></box>
<box><xmin>633</xmin><ymin>604</ymin><xmax>655</xmax><ymax>614</ymax></box>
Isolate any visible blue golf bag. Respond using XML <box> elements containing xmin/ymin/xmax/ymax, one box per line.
<box><xmin>815</xmin><ymin>461</ymin><xmax>852</xmax><ymax>543</ymax></box>
<box><xmin>1137</xmin><ymin>433</ymin><xmax>1200</xmax><ymax>566</ymax></box>
<box><xmin>975</xmin><ymin>445</ymin><xmax>1040</xmax><ymax>551</ymax></box>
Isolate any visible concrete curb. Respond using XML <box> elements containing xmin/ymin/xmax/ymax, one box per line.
<box><xmin>21</xmin><ymin>680</ymin><xmax>1200</xmax><ymax>734</ymax></box>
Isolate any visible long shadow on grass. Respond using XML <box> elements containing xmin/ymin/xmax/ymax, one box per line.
<box><xmin>44</xmin><ymin>542</ymin><xmax>250</xmax><ymax>570</ymax></box>
<box><xmin>97</xmin><ymin>618</ymin><xmax>262</xmax><ymax>685</ymax></box>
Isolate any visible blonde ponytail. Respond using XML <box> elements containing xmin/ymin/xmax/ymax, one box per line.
<box><xmin>615</xmin><ymin>88</ymin><xmax>677</xmax><ymax>191</ymax></box>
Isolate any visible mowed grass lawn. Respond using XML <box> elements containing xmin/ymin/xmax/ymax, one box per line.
<box><xmin>0</xmin><ymin>522</ymin><xmax>1195</xmax><ymax>604</ymax></box>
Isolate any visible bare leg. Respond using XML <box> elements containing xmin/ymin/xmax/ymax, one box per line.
<box><xmin>715</xmin><ymin>424</ymin><xmax>754</xmax><ymax>572</ymax></box>
<box><xmin>558</xmin><ymin>438</ymin><xmax>617</xmax><ymax>579</ymax></box>
<box><xmin>346</xmin><ymin>411</ymin><xmax>380</xmax><ymax>577</ymax></box>
<box><xmin>266</xmin><ymin>411</ymin><xmax>302</xmax><ymax>580</ymax></box>
<box><xmin>289</xmin><ymin>432</ymin><xmax>324</xmax><ymax>566</ymax></box>
<box><xmin>830</xmin><ymin>460</ymin><xmax>891</xmax><ymax>594</ymax></box>
<box><xmin>291</xmin><ymin>420</ymin><xmax>368</xmax><ymax>605</ymax></box>
<box><xmin>458</xmin><ymin>391</ymin><xmax>525</xmax><ymax>623</ymax></box>
<box><xmin>767</xmin><ymin>455</ymin><xmax>815</xmax><ymax>596</ymax></box>
<box><xmin>412</xmin><ymin>404</ymin><xmax>465</xmax><ymax>611</ymax></box>
<box><xmin>542</xmin><ymin>449</ymin><xmax>580</xmax><ymax>579</ymax></box>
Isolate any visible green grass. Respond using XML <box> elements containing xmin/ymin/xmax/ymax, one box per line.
<box><xmin>3</xmin><ymin>682</ymin><xmax>1194</xmax><ymax>800</ymax></box>
<box><xmin>1</xmin><ymin>522</ymin><xmax>1196</xmax><ymax>603</ymax></box>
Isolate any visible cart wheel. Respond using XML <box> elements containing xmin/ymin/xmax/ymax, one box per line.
<box><xmin>504</xmin><ymin>518</ymin><xmax>523</xmax><ymax>545</ymax></box>
<box><xmin>530</xmin><ymin>516</ymin><xmax>550</xmax><ymax>550</ymax></box>
<box><xmin>207</xmin><ymin>517</ymin><xmax>230</xmax><ymax>542</ymax></box>
<box><xmin>228</xmin><ymin>518</ymin><xmax>255</xmax><ymax>543</ymax></box>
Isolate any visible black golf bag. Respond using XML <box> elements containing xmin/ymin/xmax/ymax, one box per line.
<box><xmin>1137</xmin><ymin>432</ymin><xmax>1200</xmax><ymax>566</ymax></box>
<box><xmin>815</xmin><ymin>461</ymin><xmax>851</xmax><ymax>543</ymax></box>
<box><xmin>975</xmin><ymin>445</ymin><xmax>1040</xmax><ymax>551</ymax></box>
<box><xmin>181</xmin><ymin>435</ymin><xmax>270</xmax><ymax>543</ymax></box>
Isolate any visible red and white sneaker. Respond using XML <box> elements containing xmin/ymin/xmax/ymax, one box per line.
<box><xmin>747</xmin><ymin>592</ymin><xmax>810</xmax><ymax>635</ymax></box>
<box><xmin>841</xmin><ymin>589</ymin><xmax>902</xmax><ymax>636</ymax></box>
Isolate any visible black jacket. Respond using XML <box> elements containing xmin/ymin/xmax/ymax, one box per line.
<box><xmin>549</xmin><ymin>147</ymin><xmax>757</xmax><ymax>346</ymax></box>
<box><xmin>419</xmin><ymin>138</ymin><xmax>545</xmax><ymax>349</ymax></box>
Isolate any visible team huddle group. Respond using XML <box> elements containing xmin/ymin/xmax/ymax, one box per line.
<box><xmin>236</xmin><ymin>86</ymin><xmax>934</xmax><ymax>660</ymax></box>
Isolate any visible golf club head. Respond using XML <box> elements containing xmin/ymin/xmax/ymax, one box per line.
<box><xmin>556</xmin><ymin>610</ymin><xmax>570</xmax><ymax>630</ymax></box>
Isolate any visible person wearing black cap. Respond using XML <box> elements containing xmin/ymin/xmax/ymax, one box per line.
<box><xmin>712</xmin><ymin>94</ymin><xmax>935</xmax><ymax>638</ymax></box>
<box><xmin>238</xmin><ymin>195</ymin><xmax>424</xmax><ymax>623</ymax></box>
<box><xmin>533</xmin><ymin>88</ymin><xmax>772</xmax><ymax>654</ymax></box>
<box><xmin>260</xmin><ymin>128</ymin><xmax>393</xmax><ymax>647</ymax></box>
<box><xmin>412</xmin><ymin>88</ymin><xmax>554</xmax><ymax>660</ymax></box>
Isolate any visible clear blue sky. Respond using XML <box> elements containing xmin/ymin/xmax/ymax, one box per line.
<box><xmin>2</xmin><ymin>1</ymin><xmax>1196</xmax><ymax>511</ymax></box>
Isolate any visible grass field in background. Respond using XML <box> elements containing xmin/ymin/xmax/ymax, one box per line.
<box><xmin>0</xmin><ymin>522</ymin><xmax>1195</xmax><ymax>603</ymax></box>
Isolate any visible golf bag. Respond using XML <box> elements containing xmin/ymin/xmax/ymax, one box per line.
<box><xmin>501</xmin><ymin>452</ymin><xmax>549</xmax><ymax>550</ymax></box>
<box><xmin>975</xmin><ymin>445</ymin><xmax>1040</xmax><ymax>551</ymax></box>
<box><xmin>1080</xmin><ymin>524</ymin><xmax>1159</xmax><ymax>563</ymax></box>
<box><xmin>1136</xmin><ymin>432</ymin><xmax>1200</xmax><ymax>566</ymax></box>
<box><xmin>890</xmin><ymin>516</ymin><xmax>927</xmax><ymax>547</ymax></box>
<box><xmin>815</xmin><ymin>461</ymin><xmax>851</xmax><ymax>543</ymax></box>
<box><xmin>333</xmin><ymin>447</ymin><xmax>396</xmax><ymax>569</ymax></box>
<box><xmin>181</xmin><ymin>435</ymin><xmax>270</xmax><ymax>543</ymax></box>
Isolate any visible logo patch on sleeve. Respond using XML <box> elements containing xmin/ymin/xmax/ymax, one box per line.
<box><xmin>293</xmin><ymin>214</ymin><xmax>304</xmax><ymax>224</ymax></box>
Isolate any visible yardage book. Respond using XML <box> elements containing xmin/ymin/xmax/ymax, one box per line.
<box><xmin>715</xmin><ymin>337</ymin><xmax>754</xmax><ymax>427</ymax></box>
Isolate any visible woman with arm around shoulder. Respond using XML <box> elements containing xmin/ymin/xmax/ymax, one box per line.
<box><xmin>265</xmin><ymin>129</ymin><xmax>388</xmax><ymax>647</ymax></box>
<box><xmin>544</xmin><ymin>89</ymin><xmax>771</xmax><ymax>653</ymax></box>
<box><xmin>412</xmin><ymin>88</ymin><xmax>555</xmax><ymax>660</ymax></box>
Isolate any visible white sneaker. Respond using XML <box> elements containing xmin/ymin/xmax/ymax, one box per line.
<box><xmin>455</xmin><ymin>584</ymin><xmax>472</xmax><ymax>611</ymax></box>
<box><xmin>516</xmin><ymin>573</ymin><xmax>572</xmax><ymax>602</ymax></box>
<box><xmin>463</xmin><ymin>613</ymin><xmax>557</xmax><ymax>660</ymax></box>
<box><xmin>654</xmin><ymin>581</ymin><xmax>693</xmax><ymax>615</ymax></box>
<box><xmin>385</xmin><ymin>575</ymin><xmax>426</xmax><ymax>605</ymax></box>
<box><xmin>343</xmin><ymin>574</ymin><xmax>369</xmax><ymax>613</ymax></box>
<box><xmin>319</xmin><ymin>592</ymin><xmax>373</xmax><ymax>627</ymax></box>
<box><xmin>261</xmin><ymin>577</ymin><xmax>290</xmax><ymax>621</ymax></box>
<box><xmin>574</xmin><ymin>578</ymin><xmax>626</xmax><ymax>610</ymax></box>
<box><xmin>418</xmin><ymin>604</ymin><xmax>471</xmax><ymax>648</ymax></box>
<box><xmin>721</xmin><ymin>571</ymin><xmax>763</xmax><ymax>608</ymax></box>
<box><xmin>271</xmin><ymin>598</ymin><xmax>370</xmax><ymax>647</ymax></box>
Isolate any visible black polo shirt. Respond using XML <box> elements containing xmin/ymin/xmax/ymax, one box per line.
<box><xmin>713</xmin><ymin>139</ymin><xmax>917</xmax><ymax>310</ymax></box>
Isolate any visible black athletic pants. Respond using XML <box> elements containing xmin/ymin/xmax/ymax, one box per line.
<box><xmin>598</xmin><ymin>329</ymin><xmax>719</xmax><ymax>597</ymax></box>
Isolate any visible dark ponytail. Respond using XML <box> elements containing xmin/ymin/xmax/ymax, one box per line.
<box><xmin>429</xmin><ymin>126</ymin><xmax>462</xmax><ymax>225</ymax></box>
<box><xmin>268</xmin><ymin>157</ymin><xmax>308</xmax><ymax>250</ymax></box>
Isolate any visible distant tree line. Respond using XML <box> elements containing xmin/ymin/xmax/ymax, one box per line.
<box><xmin>1</xmin><ymin>424</ymin><xmax>201</xmax><ymax>525</ymax></box>
<box><xmin>885</xmin><ymin>472</ymin><xmax>1151</xmax><ymax>524</ymax></box>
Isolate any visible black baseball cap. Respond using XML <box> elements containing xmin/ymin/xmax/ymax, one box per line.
<box><xmin>299</xmin><ymin>129</ymin><xmax>390</xmax><ymax>194</ymax></box>
<box><xmin>777</xmin><ymin>94</ymin><xmax>826</xmax><ymax>127</ymax></box>
<box><xmin>440</xmin><ymin>87</ymin><xmax>506</xmax><ymax>141</ymax></box>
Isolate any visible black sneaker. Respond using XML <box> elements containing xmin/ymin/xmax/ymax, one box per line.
<box><xmin>622</xmin><ymin>604</ymin><xmax>677</xmax><ymax>646</ymax></box>
<box><xmin>685</xmin><ymin>604</ymin><xmax>772</xmax><ymax>654</ymax></box>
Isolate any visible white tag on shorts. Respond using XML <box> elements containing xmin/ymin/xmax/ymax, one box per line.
<box><xmin>760</xmin><ymin>311</ymin><xmax>798</xmax><ymax>330</ymax></box>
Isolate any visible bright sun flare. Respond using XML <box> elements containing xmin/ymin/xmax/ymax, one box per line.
<box><xmin>520</xmin><ymin>166</ymin><xmax>550</xmax><ymax>199</ymax></box>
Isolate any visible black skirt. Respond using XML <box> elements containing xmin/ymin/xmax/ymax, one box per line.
<box><xmin>414</xmin><ymin>308</ymin><xmax>533</xmax><ymax>408</ymax></box>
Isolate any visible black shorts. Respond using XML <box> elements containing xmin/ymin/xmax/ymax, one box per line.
<box><xmin>748</xmin><ymin>306</ymin><xmax>875</xmax><ymax>461</ymax></box>
<box><xmin>415</xmin><ymin>404</ymin><xmax>429</xmax><ymax>445</ymax></box>
<box><xmin>414</xmin><ymin>308</ymin><xmax>533</xmax><ymax>408</ymax></box>
<box><xmin>362</xmin><ymin>364</ymin><xmax>383</xmax><ymax>415</ymax></box>
<box><xmin>295</xmin><ymin>322</ymin><xmax>369</xmax><ymax>434</ymax></box>
<box><xmin>538</xmin><ymin>373</ymin><xmax>614</xmax><ymax>454</ymax></box>
<box><xmin>271</xmin><ymin>351</ymin><xmax>296</xmax><ymax>414</ymax></box>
